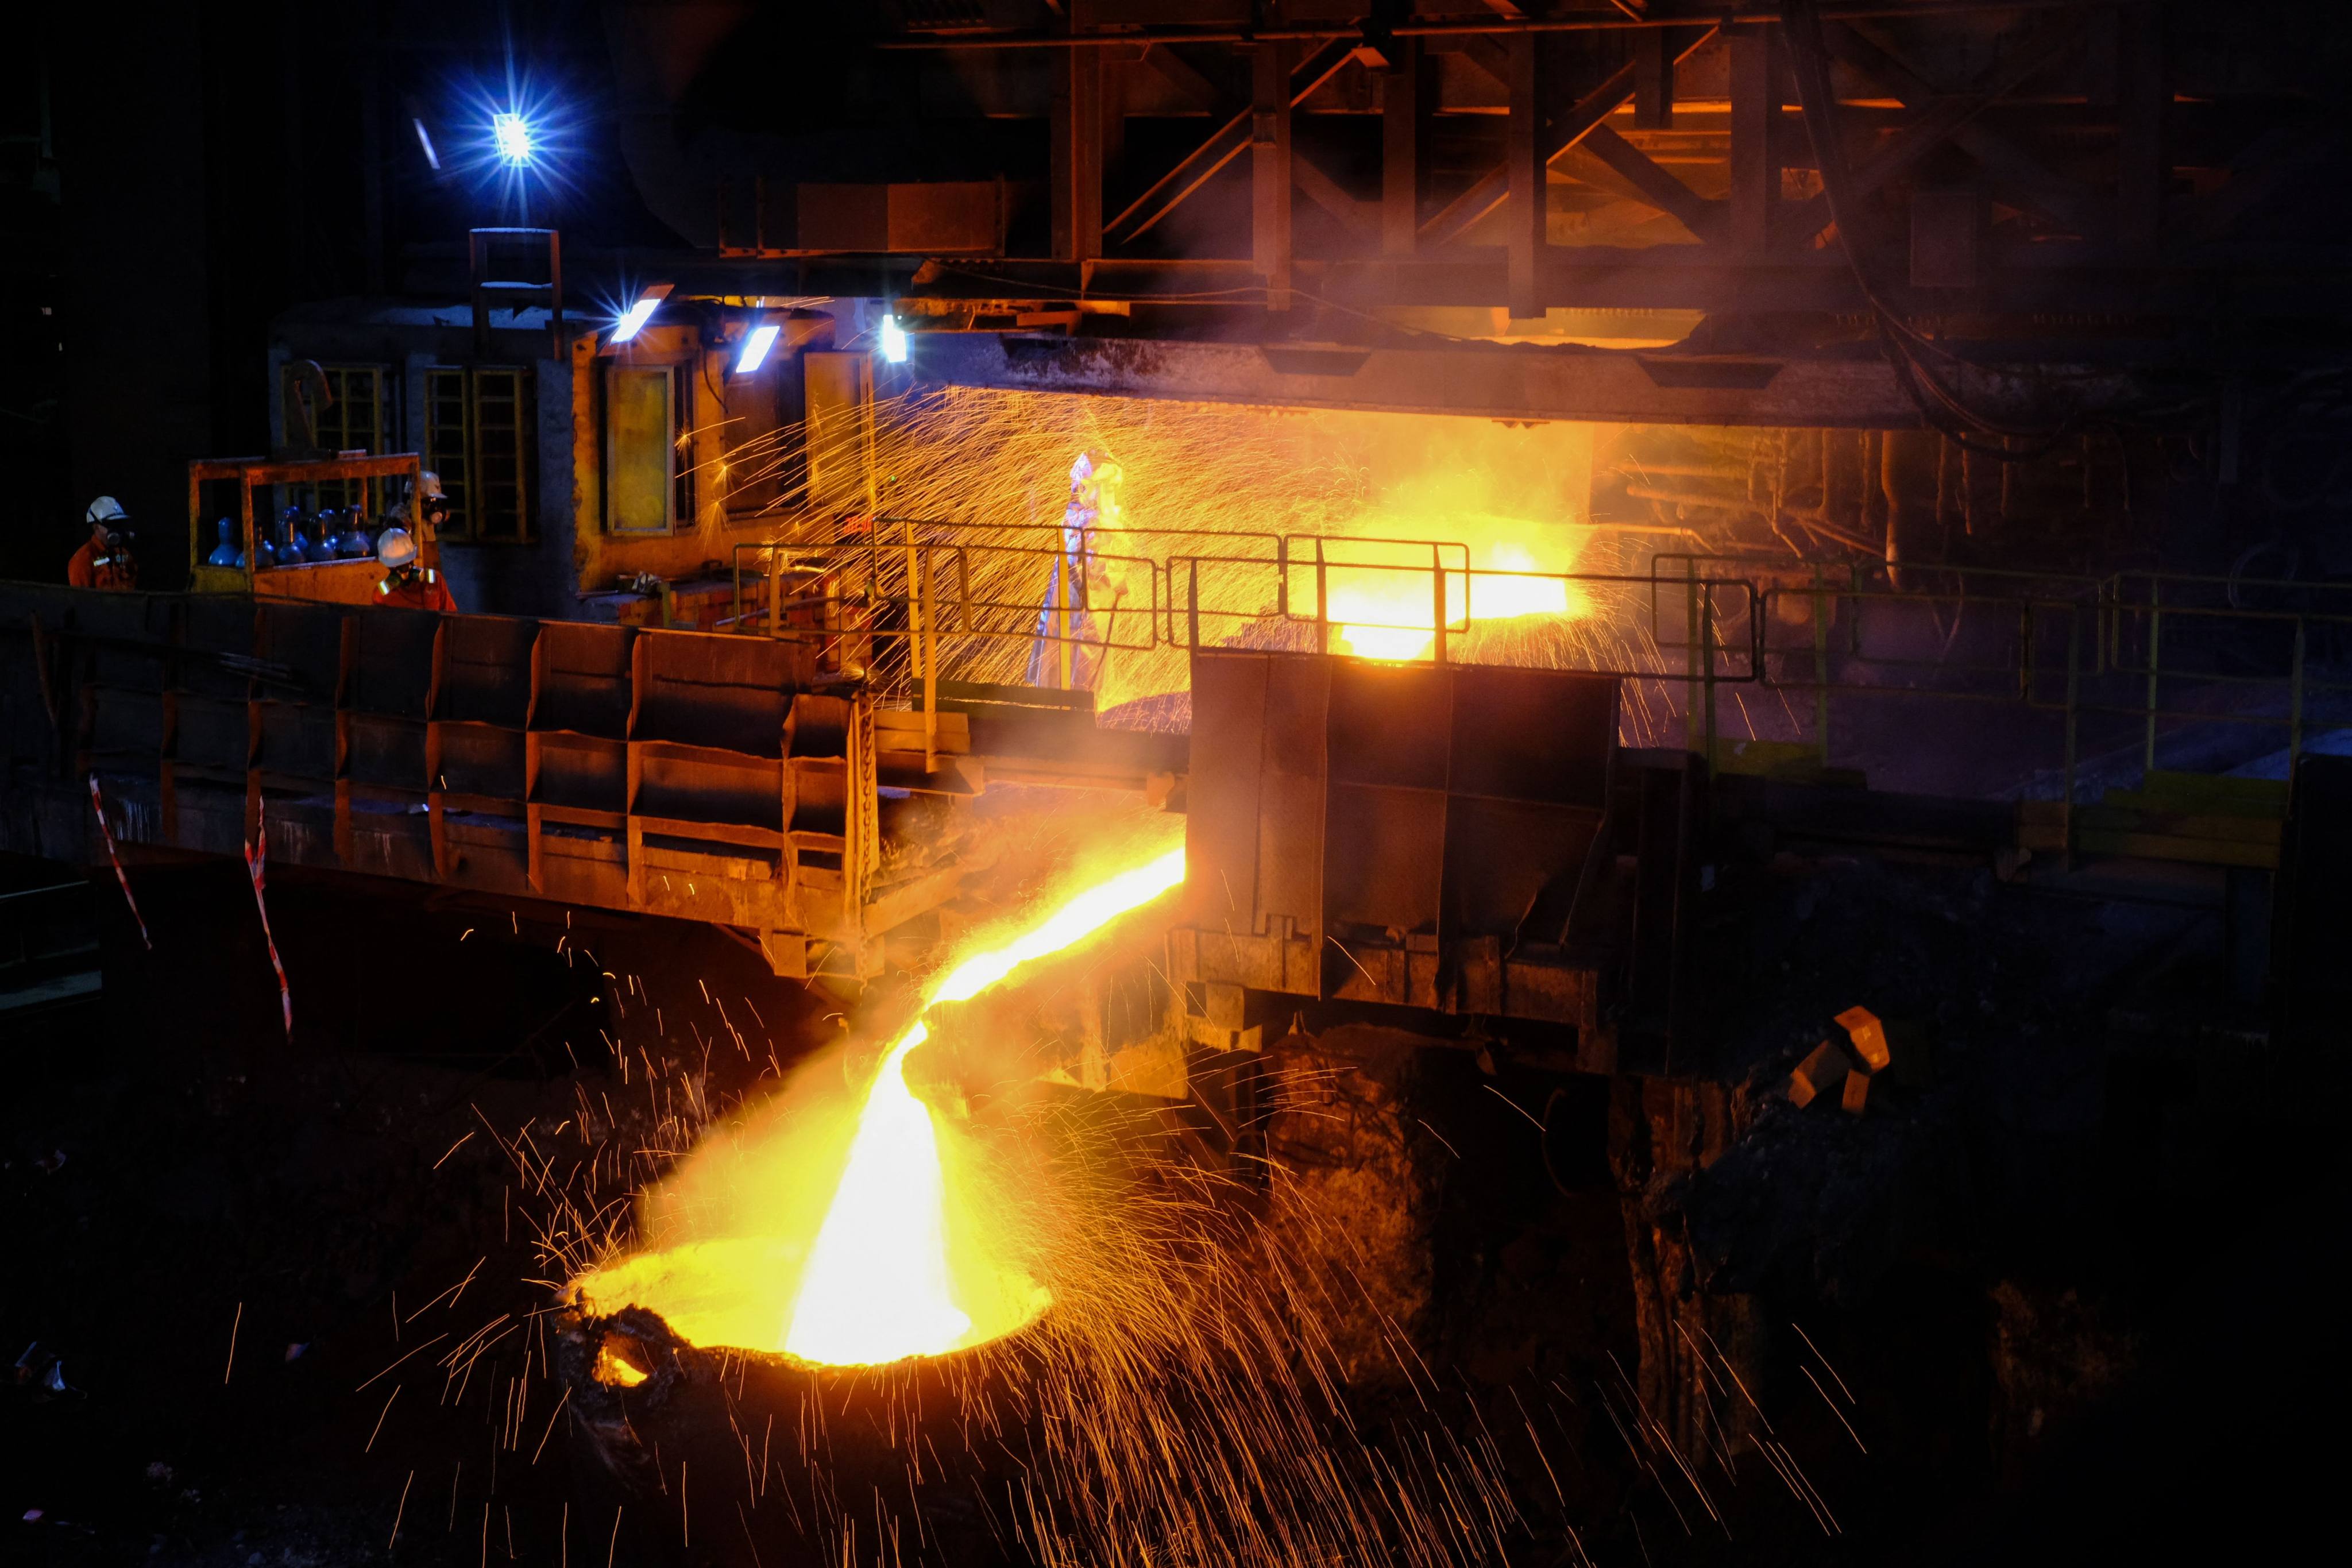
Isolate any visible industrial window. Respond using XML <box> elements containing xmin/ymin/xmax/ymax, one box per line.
<box><xmin>424</xmin><ymin>366</ymin><xmax>536</xmax><ymax>542</ymax></box>
<box><xmin>605</xmin><ymin>363</ymin><xmax>692</xmax><ymax>534</ymax></box>
<box><xmin>288</xmin><ymin>364</ymin><xmax>389</xmax><ymax>511</ymax></box>
<box><xmin>723</xmin><ymin>345</ymin><xmax>808</xmax><ymax>521</ymax></box>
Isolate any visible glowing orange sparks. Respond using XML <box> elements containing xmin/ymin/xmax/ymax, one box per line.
<box><xmin>1321</xmin><ymin>534</ymin><xmax>1582</xmax><ymax>662</ymax></box>
<box><xmin>574</xmin><ymin>839</ymin><xmax>1189</xmax><ymax>1368</ymax></box>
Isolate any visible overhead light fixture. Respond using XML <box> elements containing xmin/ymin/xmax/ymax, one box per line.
<box><xmin>610</xmin><ymin>284</ymin><xmax>673</xmax><ymax>345</ymax></box>
<box><xmin>879</xmin><ymin>315</ymin><xmax>909</xmax><ymax>365</ymax></box>
<box><xmin>492</xmin><ymin>111</ymin><xmax>534</xmax><ymax>167</ymax></box>
<box><xmin>412</xmin><ymin>117</ymin><xmax>442</xmax><ymax>171</ymax></box>
<box><xmin>735</xmin><ymin>323</ymin><xmax>781</xmax><ymax>374</ymax></box>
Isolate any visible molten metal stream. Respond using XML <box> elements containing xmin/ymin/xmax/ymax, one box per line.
<box><xmin>573</xmin><ymin>840</ymin><xmax>1189</xmax><ymax>1367</ymax></box>
<box><xmin>786</xmin><ymin>844</ymin><xmax>1188</xmax><ymax>1364</ymax></box>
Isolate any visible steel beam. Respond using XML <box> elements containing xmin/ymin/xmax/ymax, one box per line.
<box><xmin>1506</xmin><ymin>33</ymin><xmax>1546</xmax><ymax>318</ymax></box>
<box><xmin>1381</xmin><ymin>40</ymin><xmax>1425</xmax><ymax>256</ymax></box>
<box><xmin>912</xmin><ymin>329</ymin><xmax>2026</xmax><ymax>429</ymax></box>
<box><xmin>1727</xmin><ymin>31</ymin><xmax>1775</xmax><ymax>252</ymax></box>
<box><xmin>1106</xmin><ymin>38</ymin><xmax>1354</xmax><ymax>248</ymax></box>
<box><xmin>1823</xmin><ymin>18</ymin><xmax>2103</xmax><ymax>237</ymax></box>
<box><xmin>1293</xmin><ymin>147</ymin><xmax>1375</xmax><ymax>240</ymax></box>
<box><xmin>1579</xmin><ymin>124</ymin><xmax>1722</xmax><ymax>241</ymax></box>
<box><xmin>1253</xmin><ymin>41</ymin><xmax>1295</xmax><ymax>307</ymax></box>
<box><xmin>1634</xmin><ymin>26</ymin><xmax>1675</xmax><ymax>129</ymax></box>
<box><xmin>1051</xmin><ymin>48</ymin><xmax>1103</xmax><ymax>262</ymax></box>
<box><xmin>1420</xmin><ymin>25</ymin><xmax>1718</xmax><ymax>253</ymax></box>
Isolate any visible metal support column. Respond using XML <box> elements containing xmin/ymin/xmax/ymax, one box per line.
<box><xmin>1252</xmin><ymin>42</ymin><xmax>1293</xmax><ymax>310</ymax></box>
<box><xmin>1727</xmin><ymin>32</ymin><xmax>1774</xmax><ymax>252</ymax></box>
<box><xmin>2143</xmin><ymin>582</ymin><xmax>2162</xmax><ymax>777</ymax></box>
<box><xmin>1381</xmin><ymin>40</ymin><xmax>1424</xmax><ymax>256</ymax></box>
<box><xmin>1506</xmin><ymin>33</ymin><xmax>1546</xmax><ymax>320</ymax></box>
<box><xmin>1052</xmin><ymin>48</ymin><xmax>1103</xmax><ymax>264</ymax></box>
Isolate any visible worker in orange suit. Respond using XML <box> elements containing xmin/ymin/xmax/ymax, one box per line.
<box><xmin>67</xmin><ymin>497</ymin><xmax>137</xmax><ymax>590</ymax></box>
<box><xmin>372</xmin><ymin>527</ymin><xmax>458</xmax><ymax>612</ymax></box>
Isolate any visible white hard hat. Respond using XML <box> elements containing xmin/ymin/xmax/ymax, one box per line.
<box><xmin>86</xmin><ymin>496</ymin><xmax>128</xmax><ymax>525</ymax></box>
<box><xmin>415</xmin><ymin>472</ymin><xmax>446</xmax><ymax>501</ymax></box>
<box><xmin>377</xmin><ymin>527</ymin><xmax>419</xmax><ymax>569</ymax></box>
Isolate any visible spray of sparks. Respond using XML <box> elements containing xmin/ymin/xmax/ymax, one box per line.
<box><xmin>574</xmin><ymin>838</ymin><xmax>1190</xmax><ymax>1366</ymax></box>
<box><xmin>337</xmin><ymin>399</ymin><xmax>1884</xmax><ymax>1563</ymax></box>
<box><xmin>359</xmin><ymin>807</ymin><xmax>1861</xmax><ymax>1566</ymax></box>
<box><xmin>702</xmin><ymin>385</ymin><xmax>1809</xmax><ymax>747</ymax></box>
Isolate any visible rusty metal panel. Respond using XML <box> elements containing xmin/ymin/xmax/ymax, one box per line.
<box><xmin>535</xmin><ymin>622</ymin><xmax>634</xmax><ymax>736</ymax></box>
<box><xmin>347</xmin><ymin>715</ymin><xmax>426</xmax><ymax>790</ymax></box>
<box><xmin>442</xmin><ymin>812</ymin><xmax>530</xmax><ymax>893</ymax></box>
<box><xmin>1183</xmin><ymin>651</ymin><xmax>1268</xmax><ymax>930</ymax></box>
<box><xmin>253</xmin><ymin>701</ymin><xmax>335</xmax><ymax>782</ymax></box>
<box><xmin>0</xmin><ymin>585</ymin><xmax>972</xmax><ymax>977</ymax></box>
<box><xmin>538</xmin><ymin>822</ymin><xmax>627</xmax><ymax>905</ymax></box>
<box><xmin>636</xmin><ymin>839</ymin><xmax>782</xmax><ymax>926</ymax></box>
<box><xmin>435</xmin><ymin>721</ymin><xmax>526</xmax><ymax>798</ymax></box>
<box><xmin>1324</xmin><ymin>787</ymin><xmax>1447</xmax><ymax>934</ymax></box>
<box><xmin>1324</xmin><ymin>661</ymin><xmax>1450</xmax><ymax>939</ymax></box>
<box><xmin>633</xmin><ymin>746</ymin><xmax>782</xmax><ymax>832</ymax></box>
<box><xmin>632</xmin><ymin>632</ymin><xmax>800</xmax><ymax>754</ymax></box>
<box><xmin>78</xmin><ymin>593</ymin><xmax>174</xmax><ymax>693</ymax></box>
<box><xmin>349</xmin><ymin>611</ymin><xmax>437</xmax><ymax>717</ymax></box>
<box><xmin>1445</xmin><ymin>797</ymin><xmax>1593</xmax><ymax>940</ymax></box>
<box><xmin>1449</xmin><ymin>666</ymin><xmax>1615</xmax><ymax>808</ymax></box>
<box><xmin>796</xmin><ymin>183</ymin><xmax>1001</xmax><ymax>254</ymax></box>
<box><xmin>1328</xmin><ymin>660</ymin><xmax>1451</xmax><ymax>790</ymax></box>
<box><xmin>174</xmin><ymin>696</ymin><xmax>250</xmax><ymax>775</ymax></box>
<box><xmin>262</xmin><ymin>794</ymin><xmax>340</xmax><ymax>869</ymax></box>
<box><xmin>170</xmin><ymin>779</ymin><xmax>248</xmax><ymax>859</ymax></box>
<box><xmin>887</xmin><ymin>182</ymin><xmax>1001</xmax><ymax>253</ymax></box>
<box><xmin>177</xmin><ymin>598</ymin><xmax>256</xmax><ymax>700</ymax></box>
<box><xmin>531</xmin><ymin>733</ymin><xmax>625</xmax><ymax>813</ymax></box>
<box><xmin>1176</xmin><ymin>649</ymin><xmax>1621</xmax><ymax>1023</ymax></box>
<box><xmin>1254</xmin><ymin>655</ymin><xmax>1326</xmax><ymax>942</ymax></box>
<box><xmin>786</xmin><ymin>692</ymin><xmax>852</xmax><ymax>757</ymax></box>
<box><xmin>255</xmin><ymin>601</ymin><xmax>348</xmax><ymax>690</ymax></box>
<box><xmin>1443</xmin><ymin>667</ymin><xmax>1617</xmax><ymax>940</ymax></box>
<box><xmin>441</xmin><ymin>616</ymin><xmax>536</xmax><ymax>725</ymax></box>
<box><xmin>786</xmin><ymin>758</ymin><xmax>847</xmax><ymax>839</ymax></box>
<box><xmin>90</xmin><ymin>689</ymin><xmax>163</xmax><ymax>762</ymax></box>
<box><xmin>797</xmin><ymin>184</ymin><xmax>890</xmax><ymax>251</ymax></box>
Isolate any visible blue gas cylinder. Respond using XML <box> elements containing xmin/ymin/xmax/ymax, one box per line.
<box><xmin>206</xmin><ymin>517</ymin><xmax>242</xmax><ymax>568</ymax></box>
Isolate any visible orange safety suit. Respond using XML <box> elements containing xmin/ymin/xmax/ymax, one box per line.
<box><xmin>374</xmin><ymin>566</ymin><xmax>458</xmax><ymax>612</ymax></box>
<box><xmin>67</xmin><ymin>538</ymin><xmax>133</xmax><ymax>590</ymax></box>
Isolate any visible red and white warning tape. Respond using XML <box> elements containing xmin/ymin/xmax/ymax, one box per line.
<box><xmin>84</xmin><ymin>774</ymin><xmax>151</xmax><ymax>951</ymax></box>
<box><xmin>244</xmin><ymin>802</ymin><xmax>292</xmax><ymax>1038</ymax></box>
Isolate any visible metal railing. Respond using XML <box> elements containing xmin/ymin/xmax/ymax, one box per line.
<box><xmin>726</xmin><ymin>517</ymin><xmax>2351</xmax><ymax>822</ymax></box>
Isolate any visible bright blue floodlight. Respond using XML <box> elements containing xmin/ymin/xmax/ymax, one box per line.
<box><xmin>611</xmin><ymin>284</ymin><xmax>671</xmax><ymax>345</ymax></box>
<box><xmin>879</xmin><ymin>315</ymin><xmax>909</xmax><ymax>365</ymax></box>
<box><xmin>735</xmin><ymin>323</ymin><xmax>781</xmax><ymax>374</ymax></box>
<box><xmin>492</xmin><ymin>112</ymin><xmax>534</xmax><ymax>167</ymax></box>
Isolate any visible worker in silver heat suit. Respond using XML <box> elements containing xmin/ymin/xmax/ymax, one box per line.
<box><xmin>1026</xmin><ymin>451</ymin><xmax>1130</xmax><ymax>690</ymax></box>
<box><xmin>384</xmin><ymin>471</ymin><xmax>453</xmax><ymax>567</ymax></box>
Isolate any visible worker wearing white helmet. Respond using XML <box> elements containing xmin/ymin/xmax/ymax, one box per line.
<box><xmin>68</xmin><ymin>496</ymin><xmax>136</xmax><ymax>590</ymax></box>
<box><xmin>387</xmin><ymin>471</ymin><xmax>452</xmax><ymax>540</ymax></box>
<box><xmin>372</xmin><ymin>527</ymin><xmax>457</xmax><ymax>612</ymax></box>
